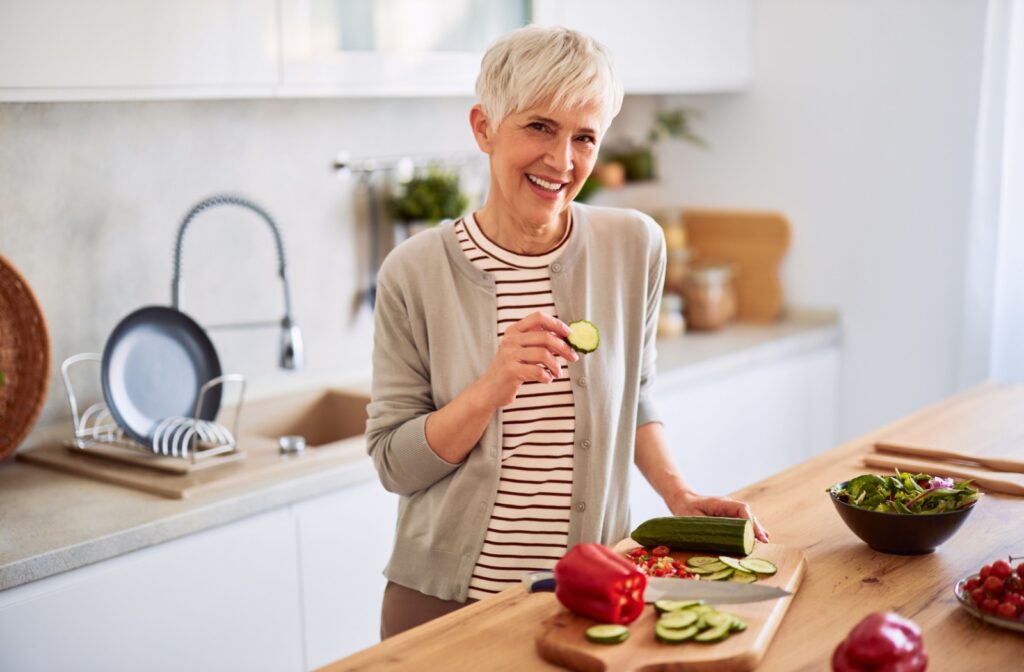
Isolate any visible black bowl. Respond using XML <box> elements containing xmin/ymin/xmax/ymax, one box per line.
<box><xmin>828</xmin><ymin>480</ymin><xmax>976</xmax><ymax>555</ymax></box>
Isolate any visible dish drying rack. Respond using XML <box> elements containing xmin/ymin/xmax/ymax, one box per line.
<box><xmin>60</xmin><ymin>353</ymin><xmax>246</xmax><ymax>474</ymax></box>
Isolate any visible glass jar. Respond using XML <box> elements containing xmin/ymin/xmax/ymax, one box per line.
<box><xmin>682</xmin><ymin>262</ymin><xmax>736</xmax><ymax>331</ymax></box>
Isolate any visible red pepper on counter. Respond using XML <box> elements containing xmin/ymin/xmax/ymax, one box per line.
<box><xmin>553</xmin><ymin>543</ymin><xmax>647</xmax><ymax>624</ymax></box>
<box><xmin>832</xmin><ymin>612</ymin><xmax>928</xmax><ymax>672</ymax></box>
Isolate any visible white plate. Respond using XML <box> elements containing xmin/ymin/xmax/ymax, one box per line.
<box><xmin>953</xmin><ymin>574</ymin><xmax>1024</xmax><ymax>634</ymax></box>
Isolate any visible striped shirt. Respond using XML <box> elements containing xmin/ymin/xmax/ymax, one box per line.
<box><xmin>458</xmin><ymin>213</ymin><xmax>576</xmax><ymax>600</ymax></box>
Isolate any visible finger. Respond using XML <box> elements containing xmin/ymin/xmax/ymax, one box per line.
<box><xmin>516</xmin><ymin>362</ymin><xmax>553</xmax><ymax>384</ymax></box>
<box><xmin>733</xmin><ymin>502</ymin><xmax>769</xmax><ymax>543</ymax></box>
<box><xmin>512</xmin><ymin>311</ymin><xmax>571</xmax><ymax>337</ymax></box>
<box><xmin>517</xmin><ymin>330</ymin><xmax>579</xmax><ymax>362</ymax></box>
<box><xmin>517</xmin><ymin>347</ymin><xmax>563</xmax><ymax>379</ymax></box>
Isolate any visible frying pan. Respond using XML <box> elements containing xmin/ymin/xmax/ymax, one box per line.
<box><xmin>101</xmin><ymin>306</ymin><xmax>222</xmax><ymax>446</ymax></box>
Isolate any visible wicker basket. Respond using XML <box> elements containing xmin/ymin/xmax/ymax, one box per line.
<box><xmin>0</xmin><ymin>254</ymin><xmax>51</xmax><ymax>462</ymax></box>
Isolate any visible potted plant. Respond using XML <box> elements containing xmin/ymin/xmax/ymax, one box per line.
<box><xmin>388</xmin><ymin>166</ymin><xmax>469</xmax><ymax>239</ymax></box>
<box><xmin>603</xmin><ymin>107</ymin><xmax>707</xmax><ymax>183</ymax></box>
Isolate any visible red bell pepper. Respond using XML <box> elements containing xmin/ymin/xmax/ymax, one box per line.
<box><xmin>553</xmin><ymin>543</ymin><xmax>646</xmax><ymax>624</ymax></box>
<box><xmin>832</xmin><ymin>612</ymin><xmax>928</xmax><ymax>672</ymax></box>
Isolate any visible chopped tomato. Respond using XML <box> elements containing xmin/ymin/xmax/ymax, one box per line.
<box><xmin>651</xmin><ymin>545</ymin><xmax>670</xmax><ymax>557</ymax></box>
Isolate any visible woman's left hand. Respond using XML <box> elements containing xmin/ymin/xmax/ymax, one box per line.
<box><xmin>667</xmin><ymin>491</ymin><xmax>770</xmax><ymax>543</ymax></box>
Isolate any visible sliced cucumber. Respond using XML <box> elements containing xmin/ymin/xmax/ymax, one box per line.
<box><xmin>717</xmin><ymin>556</ymin><xmax>747</xmax><ymax>572</ymax></box>
<box><xmin>566</xmin><ymin>320</ymin><xmax>600</xmax><ymax>354</ymax></box>
<box><xmin>654</xmin><ymin>599</ymin><xmax>704</xmax><ymax>614</ymax></box>
<box><xmin>689</xmin><ymin>605</ymin><xmax>716</xmax><ymax>616</ymax></box>
<box><xmin>655</xmin><ymin>623</ymin><xmax>699</xmax><ymax>643</ymax></box>
<box><xmin>721</xmin><ymin>613</ymin><xmax>748</xmax><ymax>632</ymax></box>
<box><xmin>695</xmin><ymin>621</ymin><xmax>732</xmax><ymax>643</ymax></box>
<box><xmin>728</xmin><ymin>570</ymin><xmax>758</xmax><ymax>584</ymax></box>
<box><xmin>688</xmin><ymin>561</ymin><xmax>728</xmax><ymax>575</ymax></box>
<box><xmin>658</xmin><ymin>611</ymin><xmax>699</xmax><ymax>629</ymax></box>
<box><xmin>585</xmin><ymin>624</ymin><xmax>629</xmax><ymax>644</ymax></box>
<box><xmin>704</xmin><ymin>568</ymin><xmax>735</xmax><ymax>581</ymax></box>
<box><xmin>698</xmin><ymin>612</ymin><xmax>731</xmax><ymax>630</ymax></box>
<box><xmin>739</xmin><ymin>558</ymin><xmax>778</xmax><ymax>575</ymax></box>
<box><xmin>685</xmin><ymin>556</ymin><xmax>721</xmax><ymax>568</ymax></box>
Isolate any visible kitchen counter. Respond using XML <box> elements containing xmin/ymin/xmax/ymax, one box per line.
<box><xmin>0</xmin><ymin>308</ymin><xmax>838</xmax><ymax>592</ymax></box>
<box><xmin>320</xmin><ymin>383</ymin><xmax>1024</xmax><ymax>672</ymax></box>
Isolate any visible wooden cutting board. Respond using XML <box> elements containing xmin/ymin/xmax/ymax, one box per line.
<box><xmin>535</xmin><ymin>543</ymin><xmax>806</xmax><ymax>672</ymax></box>
<box><xmin>876</xmin><ymin>384</ymin><xmax>1024</xmax><ymax>462</ymax></box>
<box><xmin>683</xmin><ymin>209</ymin><xmax>791</xmax><ymax>323</ymax></box>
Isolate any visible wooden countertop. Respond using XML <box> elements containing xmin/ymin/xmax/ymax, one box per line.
<box><xmin>321</xmin><ymin>383</ymin><xmax>1024</xmax><ymax>671</ymax></box>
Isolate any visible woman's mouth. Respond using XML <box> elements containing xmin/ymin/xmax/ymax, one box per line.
<box><xmin>526</xmin><ymin>173</ymin><xmax>568</xmax><ymax>200</ymax></box>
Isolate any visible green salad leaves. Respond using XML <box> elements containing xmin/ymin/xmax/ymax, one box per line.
<box><xmin>829</xmin><ymin>470</ymin><xmax>980</xmax><ymax>514</ymax></box>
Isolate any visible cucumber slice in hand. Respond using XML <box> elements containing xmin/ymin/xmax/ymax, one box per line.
<box><xmin>566</xmin><ymin>320</ymin><xmax>600</xmax><ymax>354</ymax></box>
<box><xmin>585</xmin><ymin>624</ymin><xmax>629</xmax><ymax>644</ymax></box>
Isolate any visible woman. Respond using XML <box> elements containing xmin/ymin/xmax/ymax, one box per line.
<box><xmin>367</xmin><ymin>24</ymin><xmax>768</xmax><ymax>639</ymax></box>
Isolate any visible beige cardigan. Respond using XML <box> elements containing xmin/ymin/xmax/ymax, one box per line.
<box><xmin>366</xmin><ymin>202</ymin><xmax>666</xmax><ymax>601</ymax></box>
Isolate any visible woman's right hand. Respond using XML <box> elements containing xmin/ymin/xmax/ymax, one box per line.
<box><xmin>475</xmin><ymin>311</ymin><xmax>580</xmax><ymax>409</ymax></box>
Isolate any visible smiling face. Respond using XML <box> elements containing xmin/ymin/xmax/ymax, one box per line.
<box><xmin>471</xmin><ymin>100</ymin><xmax>606</xmax><ymax>230</ymax></box>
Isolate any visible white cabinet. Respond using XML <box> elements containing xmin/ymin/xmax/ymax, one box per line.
<box><xmin>630</xmin><ymin>344</ymin><xmax>839</xmax><ymax>523</ymax></box>
<box><xmin>0</xmin><ymin>508</ymin><xmax>305</xmax><ymax>672</ymax></box>
<box><xmin>538</xmin><ymin>0</ymin><xmax>752</xmax><ymax>93</ymax></box>
<box><xmin>0</xmin><ymin>0</ymin><xmax>278</xmax><ymax>101</ymax></box>
<box><xmin>293</xmin><ymin>480</ymin><xmax>398</xmax><ymax>667</ymax></box>
<box><xmin>0</xmin><ymin>0</ymin><xmax>749</xmax><ymax>101</ymax></box>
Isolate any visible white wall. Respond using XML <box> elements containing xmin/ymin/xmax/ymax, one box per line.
<box><xmin>618</xmin><ymin>0</ymin><xmax>989</xmax><ymax>439</ymax></box>
<box><xmin>0</xmin><ymin>97</ymin><xmax>479</xmax><ymax>431</ymax></box>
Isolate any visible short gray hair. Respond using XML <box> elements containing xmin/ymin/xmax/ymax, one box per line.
<box><xmin>475</xmin><ymin>25</ymin><xmax>623</xmax><ymax>132</ymax></box>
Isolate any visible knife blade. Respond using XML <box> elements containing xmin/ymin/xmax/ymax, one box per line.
<box><xmin>523</xmin><ymin>571</ymin><xmax>791</xmax><ymax>605</ymax></box>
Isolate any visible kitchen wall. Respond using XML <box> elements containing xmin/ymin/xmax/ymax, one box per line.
<box><xmin>611</xmin><ymin>0</ymin><xmax>989</xmax><ymax>439</ymax></box>
<box><xmin>1</xmin><ymin>97</ymin><xmax>479</xmax><ymax>431</ymax></box>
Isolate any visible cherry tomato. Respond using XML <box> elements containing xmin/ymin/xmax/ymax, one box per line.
<box><xmin>971</xmin><ymin>587</ymin><xmax>987</xmax><ymax>605</ymax></box>
<box><xmin>981</xmin><ymin>598</ymin><xmax>999</xmax><ymax>613</ymax></box>
<box><xmin>627</xmin><ymin>547</ymin><xmax>646</xmax><ymax>558</ymax></box>
<box><xmin>1004</xmin><ymin>593</ymin><xmax>1024</xmax><ymax>609</ymax></box>
<box><xmin>992</xmin><ymin>559</ymin><xmax>1013</xmax><ymax>579</ymax></box>
<box><xmin>651</xmin><ymin>545</ymin><xmax>670</xmax><ymax>557</ymax></box>
<box><xmin>1017</xmin><ymin>563</ymin><xmax>1024</xmax><ymax>580</ymax></box>
<box><xmin>964</xmin><ymin>577</ymin><xmax>981</xmax><ymax>591</ymax></box>
<box><xmin>996</xmin><ymin>602</ymin><xmax>1018</xmax><ymax>620</ymax></box>
<box><xmin>980</xmin><ymin>564</ymin><xmax>992</xmax><ymax>579</ymax></box>
<box><xmin>984</xmin><ymin>576</ymin><xmax>1005</xmax><ymax>596</ymax></box>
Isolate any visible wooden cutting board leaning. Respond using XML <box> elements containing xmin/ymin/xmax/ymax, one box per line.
<box><xmin>534</xmin><ymin>542</ymin><xmax>806</xmax><ymax>672</ymax></box>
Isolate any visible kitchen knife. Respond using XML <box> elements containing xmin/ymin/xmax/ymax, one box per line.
<box><xmin>523</xmin><ymin>571</ymin><xmax>792</xmax><ymax>605</ymax></box>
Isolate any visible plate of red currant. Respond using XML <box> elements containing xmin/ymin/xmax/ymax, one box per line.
<box><xmin>954</xmin><ymin>556</ymin><xmax>1024</xmax><ymax>633</ymax></box>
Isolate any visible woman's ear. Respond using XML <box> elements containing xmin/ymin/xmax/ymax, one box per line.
<box><xmin>470</xmin><ymin>105</ymin><xmax>493</xmax><ymax>153</ymax></box>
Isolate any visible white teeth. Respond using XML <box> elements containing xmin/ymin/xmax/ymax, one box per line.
<box><xmin>527</xmin><ymin>174</ymin><xmax>563</xmax><ymax>191</ymax></box>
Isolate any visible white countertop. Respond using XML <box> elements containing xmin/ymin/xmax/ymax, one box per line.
<box><xmin>0</xmin><ymin>307</ymin><xmax>839</xmax><ymax>591</ymax></box>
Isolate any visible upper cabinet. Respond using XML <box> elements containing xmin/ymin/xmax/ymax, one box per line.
<box><xmin>0</xmin><ymin>0</ymin><xmax>279</xmax><ymax>101</ymax></box>
<box><xmin>0</xmin><ymin>0</ymin><xmax>750</xmax><ymax>102</ymax></box>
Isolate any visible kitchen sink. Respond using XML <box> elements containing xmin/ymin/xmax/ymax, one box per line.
<box><xmin>227</xmin><ymin>388</ymin><xmax>370</xmax><ymax>450</ymax></box>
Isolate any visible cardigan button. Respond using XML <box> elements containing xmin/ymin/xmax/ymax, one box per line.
<box><xmin>551</xmin><ymin>262</ymin><xmax>562</xmax><ymax>273</ymax></box>
<box><xmin>577</xmin><ymin>376</ymin><xmax>587</xmax><ymax>387</ymax></box>
<box><xmin>581</xmin><ymin>439</ymin><xmax>591</xmax><ymax>449</ymax></box>
<box><xmin>576</xmin><ymin>501</ymin><xmax>586</xmax><ymax>512</ymax></box>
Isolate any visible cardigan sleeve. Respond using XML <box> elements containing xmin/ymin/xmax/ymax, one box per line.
<box><xmin>636</xmin><ymin>215</ymin><xmax>666</xmax><ymax>427</ymax></box>
<box><xmin>365</xmin><ymin>262</ymin><xmax>461</xmax><ymax>496</ymax></box>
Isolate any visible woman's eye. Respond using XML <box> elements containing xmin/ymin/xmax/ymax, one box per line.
<box><xmin>576</xmin><ymin>135</ymin><xmax>596</xmax><ymax>145</ymax></box>
<box><xmin>528</xmin><ymin>122</ymin><xmax>550</xmax><ymax>133</ymax></box>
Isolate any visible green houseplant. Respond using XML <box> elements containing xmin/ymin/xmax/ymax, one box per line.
<box><xmin>388</xmin><ymin>167</ymin><xmax>468</xmax><ymax>225</ymax></box>
<box><xmin>604</xmin><ymin>107</ymin><xmax>707</xmax><ymax>183</ymax></box>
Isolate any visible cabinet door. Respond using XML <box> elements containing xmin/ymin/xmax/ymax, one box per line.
<box><xmin>0</xmin><ymin>0</ymin><xmax>278</xmax><ymax>101</ymax></box>
<box><xmin>547</xmin><ymin>0</ymin><xmax>751</xmax><ymax>93</ymax></box>
<box><xmin>630</xmin><ymin>346</ymin><xmax>839</xmax><ymax>522</ymax></box>
<box><xmin>294</xmin><ymin>479</ymin><xmax>398</xmax><ymax>667</ymax></box>
<box><xmin>278</xmin><ymin>0</ymin><xmax>530</xmax><ymax>96</ymax></box>
<box><xmin>0</xmin><ymin>508</ymin><xmax>304</xmax><ymax>672</ymax></box>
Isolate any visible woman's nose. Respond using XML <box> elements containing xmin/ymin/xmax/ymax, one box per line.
<box><xmin>546</xmin><ymin>137</ymin><xmax>574</xmax><ymax>175</ymax></box>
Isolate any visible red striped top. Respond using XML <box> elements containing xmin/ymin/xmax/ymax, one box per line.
<box><xmin>459</xmin><ymin>213</ymin><xmax>577</xmax><ymax>600</ymax></box>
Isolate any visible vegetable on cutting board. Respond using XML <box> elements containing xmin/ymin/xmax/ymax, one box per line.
<box><xmin>654</xmin><ymin>601</ymin><xmax>748</xmax><ymax>645</ymax></box>
<box><xmin>831</xmin><ymin>612</ymin><xmax>927</xmax><ymax>672</ymax></box>
<box><xmin>565</xmin><ymin>320</ymin><xmax>600</xmax><ymax>354</ymax></box>
<box><xmin>553</xmin><ymin>543</ymin><xmax>646</xmax><ymax>625</ymax></box>
<box><xmin>630</xmin><ymin>516</ymin><xmax>756</xmax><ymax>556</ymax></box>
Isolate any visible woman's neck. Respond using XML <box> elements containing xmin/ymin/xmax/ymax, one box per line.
<box><xmin>474</xmin><ymin>204</ymin><xmax>570</xmax><ymax>255</ymax></box>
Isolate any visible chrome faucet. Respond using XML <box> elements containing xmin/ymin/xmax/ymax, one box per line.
<box><xmin>171</xmin><ymin>194</ymin><xmax>304</xmax><ymax>370</ymax></box>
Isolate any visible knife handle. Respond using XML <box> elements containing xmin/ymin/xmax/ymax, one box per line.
<box><xmin>523</xmin><ymin>571</ymin><xmax>556</xmax><ymax>593</ymax></box>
